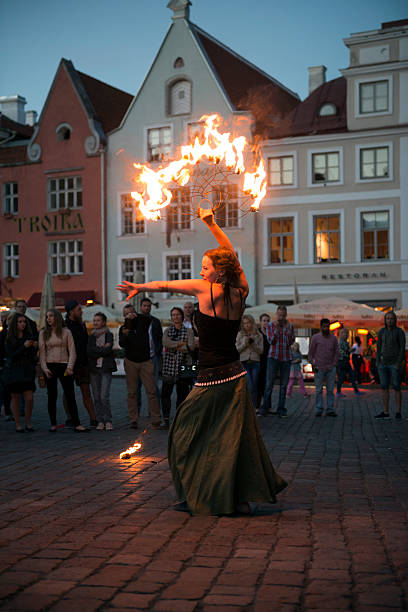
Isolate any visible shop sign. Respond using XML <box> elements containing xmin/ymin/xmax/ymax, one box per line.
<box><xmin>322</xmin><ymin>272</ymin><xmax>387</xmax><ymax>280</ymax></box>
<box><xmin>13</xmin><ymin>211</ymin><xmax>84</xmax><ymax>234</ymax></box>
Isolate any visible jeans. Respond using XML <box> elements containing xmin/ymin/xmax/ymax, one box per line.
<box><xmin>45</xmin><ymin>362</ymin><xmax>80</xmax><ymax>427</ymax></box>
<box><xmin>242</xmin><ymin>361</ymin><xmax>260</xmax><ymax>408</ymax></box>
<box><xmin>161</xmin><ymin>379</ymin><xmax>191</xmax><ymax>421</ymax></box>
<box><xmin>337</xmin><ymin>360</ymin><xmax>358</xmax><ymax>393</ymax></box>
<box><xmin>352</xmin><ymin>354</ymin><xmax>363</xmax><ymax>384</ymax></box>
<box><xmin>262</xmin><ymin>358</ymin><xmax>291</xmax><ymax>414</ymax></box>
<box><xmin>378</xmin><ymin>363</ymin><xmax>401</xmax><ymax>391</ymax></box>
<box><xmin>137</xmin><ymin>354</ymin><xmax>161</xmax><ymax>413</ymax></box>
<box><xmin>90</xmin><ymin>370</ymin><xmax>112</xmax><ymax>423</ymax></box>
<box><xmin>314</xmin><ymin>367</ymin><xmax>336</xmax><ymax>414</ymax></box>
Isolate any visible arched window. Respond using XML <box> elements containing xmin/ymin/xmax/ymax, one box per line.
<box><xmin>173</xmin><ymin>57</ymin><xmax>184</xmax><ymax>69</ymax></box>
<box><xmin>56</xmin><ymin>123</ymin><xmax>72</xmax><ymax>141</ymax></box>
<box><xmin>319</xmin><ymin>103</ymin><xmax>337</xmax><ymax>117</ymax></box>
<box><xmin>169</xmin><ymin>80</ymin><xmax>191</xmax><ymax>115</ymax></box>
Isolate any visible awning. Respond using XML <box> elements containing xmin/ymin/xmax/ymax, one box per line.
<box><xmin>28</xmin><ymin>290</ymin><xmax>95</xmax><ymax>308</ymax></box>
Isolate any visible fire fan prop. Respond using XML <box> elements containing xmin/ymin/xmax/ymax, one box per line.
<box><xmin>130</xmin><ymin>114</ymin><xmax>267</xmax><ymax>221</ymax></box>
<box><xmin>119</xmin><ymin>442</ymin><xmax>142</xmax><ymax>460</ymax></box>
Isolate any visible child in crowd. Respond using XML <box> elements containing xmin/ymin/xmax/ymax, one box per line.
<box><xmin>286</xmin><ymin>341</ymin><xmax>309</xmax><ymax>397</ymax></box>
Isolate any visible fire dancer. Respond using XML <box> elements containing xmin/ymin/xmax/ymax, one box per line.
<box><xmin>118</xmin><ymin>207</ymin><xmax>287</xmax><ymax>516</ymax></box>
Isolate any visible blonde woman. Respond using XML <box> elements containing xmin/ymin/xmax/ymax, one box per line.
<box><xmin>236</xmin><ymin>314</ymin><xmax>263</xmax><ymax>407</ymax></box>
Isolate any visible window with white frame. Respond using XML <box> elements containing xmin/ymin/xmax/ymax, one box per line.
<box><xmin>360</xmin><ymin>146</ymin><xmax>389</xmax><ymax>179</ymax></box>
<box><xmin>359</xmin><ymin>80</ymin><xmax>389</xmax><ymax>114</ymax></box>
<box><xmin>168</xmin><ymin>187</ymin><xmax>191</xmax><ymax>230</ymax></box>
<box><xmin>166</xmin><ymin>254</ymin><xmax>191</xmax><ymax>281</ymax></box>
<box><xmin>214</xmin><ymin>184</ymin><xmax>238</xmax><ymax>228</ymax></box>
<box><xmin>49</xmin><ymin>240</ymin><xmax>83</xmax><ymax>275</ymax></box>
<box><xmin>268</xmin><ymin>156</ymin><xmax>294</xmax><ymax>186</ymax></box>
<box><xmin>2</xmin><ymin>183</ymin><xmax>18</xmax><ymax>215</ymax></box>
<box><xmin>3</xmin><ymin>243</ymin><xmax>19</xmax><ymax>277</ymax></box>
<box><xmin>121</xmin><ymin>194</ymin><xmax>145</xmax><ymax>235</ymax></box>
<box><xmin>312</xmin><ymin>152</ymin><xmax>340</xmax><ymax>184</ymax></box>
<box><xmin>361</xmin><ymin>211</ymin><xmax>389</xmax><ymax>260</ymax></box>
<box><xmin>121</xmin><ymin>258</ymin><xmax>146</xmax><ymax>299</ymax></box>
<box><xmin>169</xmin><ymin>80</ymin><xmax>191</xmax><ymax>115</ymax></box>
<box><xmin>147</xmin><ymin>126</ymin><xmax>171</xmax><ymax>162</ymax></box>
<box><xmin>48</xmin><ymin>176</ymin><xmax>82</xmax><ymax>210</ymax></box>
<box><xmin>268</xmin><ymin>218</ymin><xmax>294</xmax><ymax>264</ymax></box>
<box><xmin>314</xmin><ymin>215</ymin><xmax>340</xmax><ymax>263</ymax></box>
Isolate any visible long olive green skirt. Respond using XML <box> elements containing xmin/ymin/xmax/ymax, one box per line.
<box><xmin>168</xmin><ymin>375</ymin><xmax>287</xmax><ymax>516</ymax></box>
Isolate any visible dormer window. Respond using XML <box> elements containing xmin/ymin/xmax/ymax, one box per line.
<box><xmin>56</xmin><ymin>123</ymin><xmax>72</xmax><ymax>141</ymax></box>
<box><xmin>319</xmin><ymin>103</ymin><xmax>337</xmax><ymax>116</ymax></box>
<box><xmin>173</xmin><ymin>57</ymin><xmax>184</xmax><ymax>69</ymax></box>
<box><xmin>169</xmin><ymin>80</ymin><xmax>191</xmax><ymax>115</ymax></box>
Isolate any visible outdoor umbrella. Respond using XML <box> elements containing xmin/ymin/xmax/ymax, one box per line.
<box><xmin>286</xmin><ymin>296</ymin><xmax>383</xmax><ymax>329</ymax></box>
<box><xmin>394</xmin><ymin>307</ymin><xmax>408</xmax><ymax>330</ymax></box>
<box><xmin>38</xmin><ymin>272</ymin><xmax>56</xmax><ymax>330</ymax></box>
<box><xmin>81</xmin><ymin>304</ymin><xmax>122</xmax><ymax>323</ymax></box>
<box><xmin>244</xmin><ymin>303</ymin><xmax>278</xmax><ymax>320</ymax></box>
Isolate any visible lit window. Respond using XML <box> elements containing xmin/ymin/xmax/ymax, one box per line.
<box><xmin>268</xmin><ymin>156</ymin><xmax>294</xmax><ymax>186</ymax></box>
<box><xmin>166</xmin><ymin>255</ymin><xmax>191</xmax><ymax>281</ymax></box>
<box><xmin>314</xmin><ymin>215</ymin><xmax>340</xmax><ymax>263</ymax></box>
<box><xmin>49</xmin><ymin>240</ymin><xmax>83</xmax><ymax>275</ymax></box>
<box><xmin>3</xmin><ymin>243</ymin><xmax>19</xmax><ymax>277</ymax></box>
<box><xmin>312</xmin><ymin>152</ymin><xmax>340</xmax><ymax>184</ymax></box>
<box><xmin>360</xmin><ymin>146</ymin><xmax>389</xmax><ymax>179</ymax></box>
<box><xmin>268</xmin><ymin>218</ymin><xmax>294</xmax><ymax>264</ymax></box>
<box><xmin>359</xmin><ymin>80</ymin><xmax>388</xmax><ymax>114</ymax></box>
<box><xmin>48</xmin><ymin>176</ymin><xmax>82</xmax><ymax>210</ymax></box>
<box><xmin>168</xmin><ymin>188</ymin><xmax>191</xmax><ymax>230</ymax></box>
<box><xmin>147</xmin><ymin>127</ymin><xmax>171</xmax><ymax>162</ymax></box>
<box><xmin>319</xmin><ymin>103</ymin><xmax>337</xmax><ymax>116</ymax></box>
<box><xmin>214</xmin><ymin>184</ymin><xmax>238</xmax><ymax>228</ymax></box>
<box><xmin>169</xmin><ymin>80</ymin><xmax>191</xmax><ymax>115</ymax></box>
<box><xmin>121</xmin><ymin>194</ymin><xmax>145</xmax><ymax>234</ymax></box>
<box><xmin>2</xmin><ymin>182</ymin><xmax>18</xmax><ymax>215</ymax></box>
<box><xmin>361</xmin><ymin>211</ymin><xmax>389</xmax><ymax>260</ymax></box>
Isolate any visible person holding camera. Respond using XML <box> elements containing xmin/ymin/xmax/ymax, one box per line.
<box><xmin>308</xmin><ymin>318</ymin><xmax>339</xmax><ymax>417</ymax></box>
<box><xmin>236</xmin><ymin>314</ymin><xmax>263</xmax><ymax>408</ymax></box>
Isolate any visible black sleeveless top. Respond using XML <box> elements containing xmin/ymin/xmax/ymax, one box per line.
<box><xmin>196</xmin><ymin>284</ymin><xmax>243</xmax><ymax>368</ymax></box>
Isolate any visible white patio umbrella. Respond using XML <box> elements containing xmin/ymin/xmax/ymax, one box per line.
<box><xmin>286</xmin><ymin>296</ymin><xmax>383</xmax><ymax>329</ymax></box>
<box><xmin>38</xmin><ymin>272</ymin><xmax>55</xmax><ymax>330</ymax></box>
<box><xmin>394</xmin><ymin>307</ymin><xmax>408</xmax><ymax>330</ymax></box>
<box><xmin>244</xmin><ymin>303</ymin><xmax>279</xmax><ymax>320</ymax></box>
<box><xmin>81</xmin><ymin>304</ymin><xmax>122</xmax><ymax>323</ymax></box>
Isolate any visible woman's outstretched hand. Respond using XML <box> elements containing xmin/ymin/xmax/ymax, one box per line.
<box><xmin>198</xmin><ymin>206</ymin><xmax>214</xmax><ymax>225</ymax></box>
<box><xmin>116</xmin><ymin>280</ymin><xmax>140</xmax><ymax>301</ymax></box>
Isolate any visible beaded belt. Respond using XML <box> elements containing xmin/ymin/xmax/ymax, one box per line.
<box><xmin>195</xmin><ymin>361</ymin><xmax>247</xmax><ymax>387</ymax></box>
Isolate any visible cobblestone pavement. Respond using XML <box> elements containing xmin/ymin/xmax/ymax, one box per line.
<box><xmin>0</xmin><ymin>380</ymin><xmax>407</xmax><ymax>611</ymax></box>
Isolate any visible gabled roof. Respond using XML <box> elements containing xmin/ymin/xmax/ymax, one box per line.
<box><xmin>189</xmin><ymin>23</ymin><xmax>299</xmax><ymax>116</ymax></box>
<box><xmin>268</xmin><ymin>76</ymin><xmax>347</xmax><ymax>139</ymax></box>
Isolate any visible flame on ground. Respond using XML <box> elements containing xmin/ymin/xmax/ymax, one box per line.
<box><xmin>119</xmin><ymin>442</ymin><xmax>142</xmax><ymax>460</ymax></box>
<box><xmin>131</xmin><ymin>114</ymin><xmax>267</xmax><ymax>220</ymax></box>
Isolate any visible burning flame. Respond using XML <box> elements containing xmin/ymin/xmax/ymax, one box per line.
<box><xmin>119</xmin><ymin>442</ymin><xmax>142</xmax><ymax>460</ymax></box>
<box><xmin>131</xmin><ymin>114</ymin><xmax>267</xmax><ymax>220</ymax></box>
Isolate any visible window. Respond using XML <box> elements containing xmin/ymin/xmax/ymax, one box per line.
<box><xmin>168</xmin><ymin>188</ymin><xmax>191</xmax><ymax>230</ymax></box>
<box><xmin>166</xmin><ymin>254</ymin><xmax>191</xmax><ymax>281</ymax></box>
<box><xmin>147</xmin><ymin>126</ymin><xmax>171</xmax><ymax>162</ymax></box>
<box><xmin>319</xmin><ymin>103</ymin><xmax>337</xmax><ymax>116</ymax></box>
<box><xmin>187</xmin><ymin>121</ymin><xmax>204</xmax><ymax>142</ymax></box>
<box><xmin>49</xmin><ymin>240</ymin><xmax>83</xmax><ymax>275</ymax></box>
<box><xmin>361</xmin><ymin>211</ymin><xmax>389</xmax><ymax>260</ymax></box>
<box><xmin>360</xmin><ymin>146</ymin><xmax>389</xmax><ymax>179</ymax></box>
<box><xmin>121</xmin><ymin>194</ymin><xmax>145</xmax><ymax>234</ymax></box>
<box><xmin>56</xmin><ymin>124</ymin><xmax>72</xmax><ymax>141</ymax></box>
<box><xmin>312</xmin><ymin>152</ymin><xmax>340</xmax><ymax>184</ymax></box>
<box><xmin>268</xmin><ymin>156</ymin><xmax>294</xmax><ymax>186</ymax></box>
<box><xmin>314</xmin><ymin>215</ymin><xmax>340</xmax><ymax>263</ymax></box>
<box><xmin>169</xmin><ymin>80</ymin><xmax>191</xmax><ymax>115</ymax></box>
<box><xmin>174</xmin><ymin>57</ymin><xmax>184</xmax><ymax>69</ymax></box>
<box><xmin>268</xmin><ymin>218</ymin><xmax>294</xmax><ymax>264</ymax></box>
<box><xmin>359</xmin><ymin>80</ymin><xmax>389</xmax><ymax>114</ymax></box>
<box><xmin>214</xmin><ymin>184</ymin><xmax>238</xmax><ymax>228</ymax></box>
<box><xmin>121</xmin><ymin>258</ymin><xmax>146</xmax><ymax>298</ymax></box>
<box><xmin>48</xmin><ymin>176</ymin><xmax>82</xmax><ymax>210</ymax></box>
<box><xmin>2</xmin><ymin>182</ymin><xmax>18</xmax><ymax>215</ymax></box>
<box><xmin>3</xmin><ymin>243</ymin><xmax>19</xmax><ymax>277</ymax></box>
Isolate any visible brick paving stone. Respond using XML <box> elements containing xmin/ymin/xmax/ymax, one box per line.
<box><xmin>1</xmin><ymin>383</ymin><xmax>408</xmax><ymax>610</ymax></box>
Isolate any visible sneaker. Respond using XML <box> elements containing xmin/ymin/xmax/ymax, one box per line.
<box><xmin>96</xmin><ymin>422</ymin><xmax>105</xmax><ymax>430</ymax></box>
<box><xmin>395</xmin><ymin>412</ymin><xmax>402</xmax><ymax>420</ymax></box>
<box><xmin>90</xmin><ymin>419</ymin><xmax>98</xmax><ymax>428</ymax></box>
<box><xmin>336</xmin><ymin>392</ymin><xmax>346</xmax><ymax>398</ymax></box>
<box><xmin>105</xmin><ymin>422</ymin><xmax>113</xmax><ymax>430</ymax></box>
<box><xmin>130</xmin><ymin>422</ymin><xmax>138</xmax><ymax>429</ymax></box>
<box><xmin>374</xmin><ymin>412</ymin><xmax>390</xmax><ymax>419</ymax></box>
<box><xmin>326</xmin><ymin>411</ymin><xmax>337</xmax><ymax>417</ymax></box>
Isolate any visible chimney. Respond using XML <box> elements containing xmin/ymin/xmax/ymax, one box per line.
<box><xmin>25</xmin><ymin>110</ymin><xmax>38</xmax><ymax>126</ymax></box>
<box><xmin>167</xmin><ymin>0</ymin><xmax>191</xmax><ymax>21</ymax></box>
<box><xmin>308</xmin><ymin>66</ymin><xmax>327</xmax><ymax>94</ymax></box>
<box><xmin>0</xmin><ymin>95</ymin><xmax>27</xmax><ymax>124</ymax></box>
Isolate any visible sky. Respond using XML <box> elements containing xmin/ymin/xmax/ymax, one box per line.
<box><xmin>1</xmin><ymin>0</ymin><xmax>407</xmax><ymax>115</ymax></box>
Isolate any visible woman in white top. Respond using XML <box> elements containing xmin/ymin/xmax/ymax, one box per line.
<box><xmin>39</xmin><ymin>309</ymin><xmax>89</xmax><ymax>433</ymax></box>
<box><xmin>236</xmin><ymin>314</ymin><xmax>263</xmax><ymax>407</ymax></box>
<box><xmin>351</xmin><ymin>335</ymin><xmax>363</xmax><ymax>384</ymax></box>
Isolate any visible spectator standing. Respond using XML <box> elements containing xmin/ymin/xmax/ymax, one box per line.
<box><xmin>3</xmin><ymin>314</ymin><xmax>37</xmax><ymax>432</ymax></box>
<box><xmin>375</xmin><ymin>311</ymin><xmax>406</xmax><ymax>420</ymax></box>
<box><xmin>236</xmin><ymin>314</ymin><xmax>263</xmax><ymax>407</ymax></box>
<box><xmin>161</xmin><ymin>307</ymin><xmax>195</xmax><ymax>428</ymax></box>
<box><xmin>260</xmin><ymin>305</ymin><xmax>295</xmax><ymax>418</ymax></box>
<box><xmin>308</xmin><ymin>319</ymin><xmax>339</xmax><ymax>417</ymax></box>
<box><xmin>336</xmin><ymin>329</ymin><xmax>364</xmax><ymax>397</ymax></box>
<box><xmin>65</xmin><ymin>300</ymin><xmax>97</xmax><ymax>427</ymax></box>
<box><xmin>119</xmin><ymin>305</ymin><xmax>161</xmax><ymax>430</ymax></box>
<box><xmin>351</xmin><ymin>336</ymin><xmax>363</xmax><ymax>384</ymax></box>
<box><xmin>88</xmin><ymin>313</ymin><xmax>117</xmax><ymax>430</ymax></box>
<box><xmin>256</xmin><ymin>314</ymin><xmax>270</xmax><ymax>410</ymax></box>
<box><xmin>39</xmin><ymin>309</ymin><xmax>89</xmax><ymax>432</ymax></box>
<box><xmin>14</xmin><ymin>299</ymin><xmax>39</xmax><ymax>341</ymax></box>
<box><xmin>286</xmin><ymin>341</ymin><xmax>309</xmax><ymax>397</ymax></box>
<box><xmin>136</xmin><ymin>298</ymin><xmax>163</xmax><ymax>412</ymax></box>
<box><xmin>183</xmin><ymin>301</ymin><xmax>194</xmax><ymax>329</ymax></box>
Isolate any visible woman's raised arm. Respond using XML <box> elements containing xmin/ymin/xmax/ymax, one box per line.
<box><xmin>117</xmin><ymin>279</ymin><xmax>207</xmax><ymax>301</ymax></box>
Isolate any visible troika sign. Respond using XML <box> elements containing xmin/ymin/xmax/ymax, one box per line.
<box><xmin>13</xmin><ymin>211</ymin><xmax>84</xmax><ymax>234</ymax></box>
